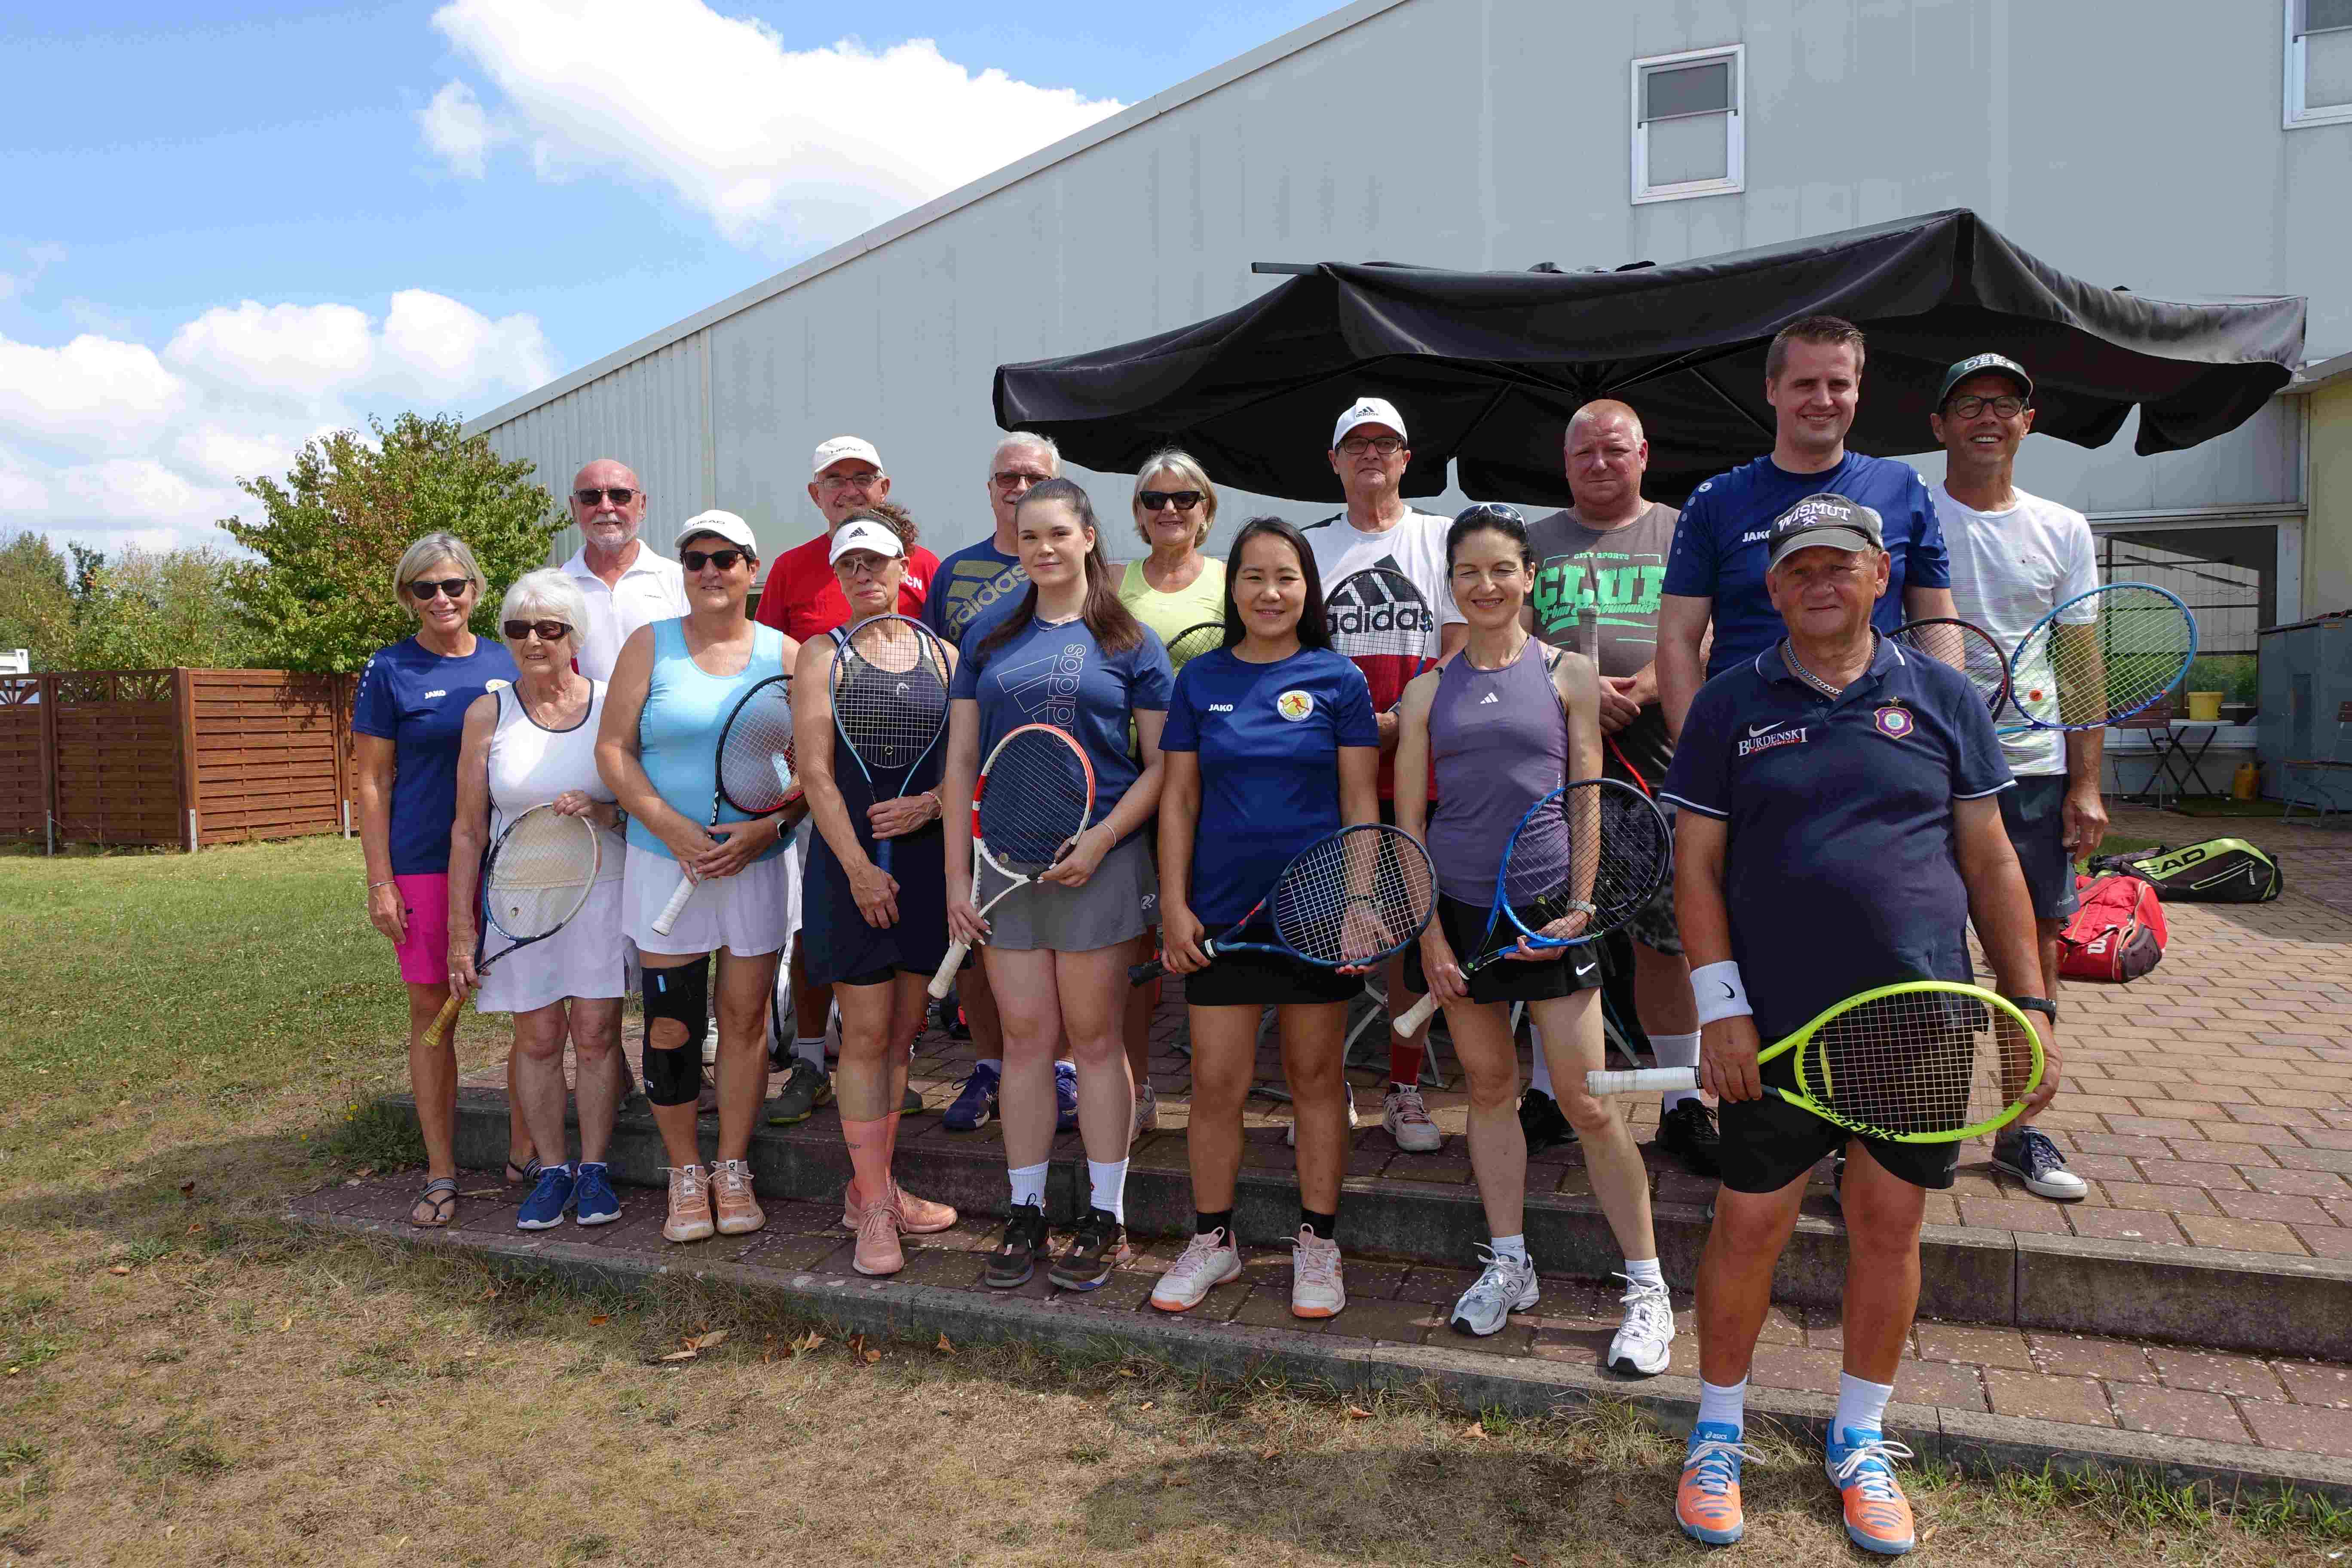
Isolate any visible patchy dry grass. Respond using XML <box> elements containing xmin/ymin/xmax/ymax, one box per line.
<box><xmin>3</xmin><ymin>839</ymin><xmax>2348</xmax><ymax>1565</ymax></box>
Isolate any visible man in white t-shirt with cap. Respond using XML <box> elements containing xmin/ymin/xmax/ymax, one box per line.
<box><xmin>1930</xmin><ymin>351</ymin><xmax>2096</xmax><ymax>1203</ymax></box>
<box><xmin>559</xmin><ymin>457</ymin><xmax>689</xmax><ymax>682</ymax></box>
<box><xmin>1302</xmin><ymin>396</ymin><xmax>1468</xmax><ymax>1154</ymax></box>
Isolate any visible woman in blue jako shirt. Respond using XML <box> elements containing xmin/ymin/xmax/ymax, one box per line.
<box><xmin>1149</xmin><ymin>518</ymin><xmax>1379</xmax><ymax>1321</ymax></box>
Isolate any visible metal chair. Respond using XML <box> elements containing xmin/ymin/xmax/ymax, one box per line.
<box><xmin>2281</xmin><ymin>700</ymin><xmax>2352</xmax><ymax>821</ymax></box>
<box><xmin>2113</xmin><ymin>700</ymin><xmax>2180</xmax><ymax>808</ymax></box>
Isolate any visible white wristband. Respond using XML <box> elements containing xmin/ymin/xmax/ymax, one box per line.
<box><xmin>1690</xmin><ymin>961</ymin><xmax>1752</xmax><ymax>1026</ymax></box>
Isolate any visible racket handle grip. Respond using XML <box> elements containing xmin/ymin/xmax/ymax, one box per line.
<box><xmin>1129</xmin><ymin>959</ymin><xmax>1166</xmax><ymax>986</ymax></box>
<box><xmin>428</xmin><ymin>989</ymin><xmax>464</xmax><ymax>1045</ymax></box>
<box><xmin>928</xmin><ymin>940</ymin><xmax>971</xmax><ymax>1000</ymax></box>
<box><xmin>1586</xmin><ymin>1067</ymin><xmax>1700</xmax><ymax>1096</ymax></box>
<box><xmin>651</xmin><ymin>870</ymin><xmax>696</xmax><ymax>937</ymax></box>
<box><xmin>1392</xmin><ymin>991</ymin><xmax>1439</xmax><ymax>1036</ymax></box>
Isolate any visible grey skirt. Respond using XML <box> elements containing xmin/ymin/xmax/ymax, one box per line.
<box><xmin>983</xmin><ymin>832</ymin><xmax>1158</xmax><ymax>953</ymax></box>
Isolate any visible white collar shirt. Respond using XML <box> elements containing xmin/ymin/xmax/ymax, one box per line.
<box><xmin>561</xmin><ymin>541</ymin><xmax>689</xmax><ymax>681</ymax></box>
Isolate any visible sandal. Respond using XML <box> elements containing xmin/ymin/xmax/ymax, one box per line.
<box><xmin>504</xmin><ymin>1156</ymin><xmax>543</xmax><ymax>1185</ymax></box>
<box><xmin>409</xmin><ymin>1177</ymin><xmax>459</xmax><ymax>1228</ymax></box>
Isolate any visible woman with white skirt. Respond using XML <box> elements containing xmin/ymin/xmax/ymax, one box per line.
<box><xmin>449</xmin><ymin>568</ymin><xmax>631</xmax><ymax>1230</ymax></box>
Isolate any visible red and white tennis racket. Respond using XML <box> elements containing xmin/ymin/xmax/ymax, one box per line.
<box><xmin>927</xmin><ymin>723</ymin><xmax>1097</xmax><ymax>998</ymax></box>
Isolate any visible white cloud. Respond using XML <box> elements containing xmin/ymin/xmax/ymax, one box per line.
<box><xmin>0</xmin><ymin>291</ymin><xmax>560</xmax><ymax>547</ymax></box>
<box><xmin>425</xmin><ymin>0</ymin><xmax>1124</xmax><ymax>247</ymax></box>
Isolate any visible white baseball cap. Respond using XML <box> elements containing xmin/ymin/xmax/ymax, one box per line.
<box><xmin>812</xmin><ymin>435</ymin><xmax>884</xmax><ymax>476</ymax></box>
<box><xmin>1332</xmin><ymin>396</ymin><xmax>1408</xmax><ymax>447</ymax></box>
<box><xmin>827</xmin><ymin>519</ymin><xmax>906</xmax><ymax>564</ymax></box>
<box><xmin>674</xmin><ymin>510</ymin><xmax>758</xmax><ymax>556</ymax></box>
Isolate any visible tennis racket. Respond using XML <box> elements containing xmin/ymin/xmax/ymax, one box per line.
<box><xmin>650</xmin><ymin>674</ymin><xmax>796</xmax><ymax>936</ymax></box>
<box><xmin>1392</xmin><ymin>777</ymin><xmax>1672</xmax><ymax>1035</ymax></box>
<box><xmin>1164</xmin><ymin>620</ymin><xmax>1227</xmax><ymax>670</ymax></box>
<box><xmin>1326</xmin><ymin>565</ymin><xmax>1440</xmax><ymax>711</ymax></box>
<box><xmin>1998</xmin><ymin>582</ymin><xmax>2196</xmax><ymax>735</ymax></box>
<box><xmin>830</xmin><ymin>614</ymin><xmax>951</xmax><ymax>872</ymax></box>
<box><xmin>1586</xmin><ymin>981</ymin><xmax>2046</xmax><ymax>1143</ymax></box>
<box><xmin>927</xmin><ymin>723</ymin><xmax>1097</xmax><ymax>998</ymax></box>
<box><xmin>432</xmin><ymin>803</ymin><xmax>603</xmax><ymax>1039</ymax></box>
<box><xmin>1891</xmin><ymin>617</ymin><xmax>2012</xmax><ymax>716</ymax></box>
<box><xmin>1127</xmin><ymin>823</ymin><xmax>1436</xmax><ymax>985</ymax></box>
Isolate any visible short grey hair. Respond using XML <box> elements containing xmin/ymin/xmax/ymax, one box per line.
<box><xmin>989</xmin><ymin>431</ymin><xmax>1061</xmax><ymax>478</ymax></box>
<box><xmin>499</xmin><ymin>568</ymin><xmax>589</xmax><ymax>647</ymax></box>
<box><xmin>392</xmin><ymin>532</ymin><xmax>488</xmax><ymax>606</ymax></box>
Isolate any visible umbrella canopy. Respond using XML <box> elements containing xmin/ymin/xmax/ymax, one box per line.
<box><xmin>992</xmin><ymin>208</ymin><xmax>2306</xmax><ymax>506</ymax></box>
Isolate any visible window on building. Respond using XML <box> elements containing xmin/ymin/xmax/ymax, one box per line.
<box><xmin>2288</xmin><ymin>0</ymin><xmax>2352</xmax><ymax>128</ymax></box>
<box><xmin>1632</xmin><ymin>46</ymin><xmax>1744</xmax><ymax>203</ymax></box>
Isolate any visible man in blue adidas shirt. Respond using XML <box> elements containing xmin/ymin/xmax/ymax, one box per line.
<box><xmin>1657</xmin><ymin>315</ymin><xmax>1955</xmax><ymax>742</ymax></box>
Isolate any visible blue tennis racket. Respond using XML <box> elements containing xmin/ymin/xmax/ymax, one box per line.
<box><xmin>1997</xmin><ymin>582</ymin><xmax>2196</xmax><ymax>735</ymax></box>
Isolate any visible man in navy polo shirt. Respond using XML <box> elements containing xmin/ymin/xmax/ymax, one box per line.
<box><xmin>1656</xmin><ymin>315</ymin><xmax>1957</xmax><ymax>742</ymax></box>
<box><xmin>1658</xmin><ymin>493</ymin><xmax>2050</xmax><ymax>1557</ymax></box>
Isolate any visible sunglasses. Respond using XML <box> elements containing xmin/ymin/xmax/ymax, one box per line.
<box><xmin>503</xmin><ymin>620</ymin><xmax>572</xmax><ymax>643</ymax></box>
<box><xmin>992</xmin><ymin>471</ymin><xmax>1050</xmax><ymax>490</ymax></box>
<box><xmin>574</xmin><ymin>487</ymin><xmax>637</xmax><ymax>506</ymax></box>
<box><xmin>1138</xmin><ymin>490</ymin><xmax>1204</xmax><ymax>512</ymax></box>
<box><xmin>681</xmin><ymin>548</ymin><xmax>749</xmax><ymax>573</ymax></box>
<box><xmin>405</xmin><ymin>578</ymin><xmax>471</xmax><ymax>600</ymax></box>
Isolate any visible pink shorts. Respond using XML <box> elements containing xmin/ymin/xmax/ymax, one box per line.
<box><xmin>392</xmin><ymin>872</ymin><xmax>453</xmax><ymax>986</ymax></box>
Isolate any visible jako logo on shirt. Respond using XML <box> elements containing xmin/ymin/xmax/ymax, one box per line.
<box><xmin>1276</xmin><ymin>690</ymin><xmax>1314</xmax><ymax>720</ymax></box>
<box><xmin>424</xmin><ymin>689</ymin><xmax>447</xmax><ymax>699</ymax></box>
<box><xmin>1737</xmin><ymin>726</ymin><xmax>1808</xmax><ymax>757</ymax></box>
<box><xmin>1207</xmin><ymin>703</ymin><xmax>1235</xmax><ymax>713</ymax></box>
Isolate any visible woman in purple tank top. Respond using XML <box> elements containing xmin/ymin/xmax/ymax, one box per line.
<box><xmin>1394</xmin><ymin>504</ymin><xmax>1674</xmax><ymax>1372</ymax></box>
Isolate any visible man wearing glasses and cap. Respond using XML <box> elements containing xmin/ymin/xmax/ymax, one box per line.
<box><xmin>753</xmin><ymin>436</ymin><xmax>940</xmax><ymax>643</ymax></box>
<box><xmin>1930</xmin><ymin>353</ymin><xmax>2099</xmax><ymax>1204</ymax></box>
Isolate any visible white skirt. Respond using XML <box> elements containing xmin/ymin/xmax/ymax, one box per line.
<box><xmin>473</xmin><ymin>877</ymin><xmax>629</xmax><ymax>1016</ymax></box>
<box><xmin>622</xmin><ymin>841</ymin><xmax>799</xmax><ymax>959</ymax></box>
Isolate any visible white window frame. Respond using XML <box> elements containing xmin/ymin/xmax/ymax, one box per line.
<box><xmin>2286</xmin><ymin>0</ymin><xmax>2352</xmax><ymax>129</ymax></box>
<box><xmin>1631</xmin><ymin>44</ymin><xmax>1745</xmax><ymax>205</ymax></box>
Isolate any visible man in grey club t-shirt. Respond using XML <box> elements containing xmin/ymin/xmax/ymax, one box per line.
<box><xmin>1520</xmin><ymin>398</ymin><xmax>1715</xmax><ymax>1176</ymax></box>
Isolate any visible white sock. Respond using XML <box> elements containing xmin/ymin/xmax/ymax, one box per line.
<box><xmin>974</xmin><ymin>1057</ymin><xmax>1003</xmax><ymax>1075</ymax></box>
<box><xmin>1008</xmin><ymin>1161</ymin><xmax>1048</xmax><ymax>1210</ymax></box>
<box><xmin>1834</xmin><ymin>1372</ymin><xmax>1894</xmax><ymax>1442</ymax></box>
<box><xmin>791</xmin><ymin>1035</ymin><xmax>826</xmax><ymax>1071</ymax></box>
<box><xmin>1489</xmin><ymin>1232</ymin><xmax>1528</xmax><ymax>1264</ymax></box>
<box><xmin>1622</xmin><ymin>1256</ymin><xmax>1665</xmax><ymax>1291</ymax></box>
<box><xmin>1697</xmin><ymin>1377</ymin><xmax>1749</xmax><ymax>1433</ymax></box>
<box><xmin>1651</xmin><ymin>1031</ymin><xmax>1702</xmax><ymax>1113</ymax></box>
<box><xmin>1528</xmin><ymin>1020</ymin><xmax>1553</xmax><ymax>1097</ymax></box>
<box><xmin>1087</xmin><ymin>1158</ymin><xmax>1129</xmax><ymax>1223</ymax></box>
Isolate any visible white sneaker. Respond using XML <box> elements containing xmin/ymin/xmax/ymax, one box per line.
<box><xmin>1450</xmin><ymin>1245</ymin><xmax>1539</xmax><ymax>1336</ymax></box>
<box><xmin>1991</xmin><ymin>1126</ymin><xmax>2089</xmax><ymax>1202</ymax></box>
<box><xmin>1608</xmin><ymin>1276</ymin><xmax>1675</xmax><ymax>1377</ymax></box>
<box><xmin>1290</xmin><ymin>1227</ymin><xmax>1347</xmax><ymax>1319</ymax></box>
<box><xmin>1383</xmin><ymin>1083</ymin><xmax>1443</xmax><ymax>1154</ymax></box>
<box><xmin>1285</xmin><ymin>1084</ymin><xmax>1359</xmax><ymax>1146</ymax></box>
<box><xmin>1150</xmin><ymin>1227</ymin><xmax>1243</xmax><ymax>1312</ymax></box>
<box><xmin>1132</xmin><ymin>1082</ymin><xmax>1159</xmax><ymax>1139</ymax></box>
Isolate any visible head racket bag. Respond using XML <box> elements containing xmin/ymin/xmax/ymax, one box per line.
<box><xmin>2095</xmin><ymin>839</ymin><xmax>2284</xmax><ymax>904</ymax></box>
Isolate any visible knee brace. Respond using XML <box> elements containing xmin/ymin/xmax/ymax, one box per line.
<box><xmin>640</xmin><ymin>959</ymin><xmax>710</xmax><ymax>1106</ymax></box>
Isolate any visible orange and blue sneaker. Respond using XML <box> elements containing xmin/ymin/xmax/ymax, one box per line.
<box><xmin>1825</xmin><ymin>1429</ymin><xmax>1917</xmax><ymax>1556</ymax></box>
<box><xmin>1675</xmin><ymin>1421</ymin><xmax>1755</xmax><ymax>1546</ymax></box>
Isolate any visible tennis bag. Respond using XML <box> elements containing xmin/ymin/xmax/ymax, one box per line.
<box><xmin>2057</xmin><ymin>872</ymin><xmax>2168</xmax><ymax>983</ymax></box>
<box><xmin>2093</xmin><ymin>839</ymin><xmax>2284</xmax><ymax>903</ymax></box>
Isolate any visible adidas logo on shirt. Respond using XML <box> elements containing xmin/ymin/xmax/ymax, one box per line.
<box><xmin>1477</xmin><ymin>691</ymin><xmax>1501</xmax><ymax>705</ymax></box>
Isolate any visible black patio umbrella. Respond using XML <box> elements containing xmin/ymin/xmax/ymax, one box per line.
<box><xmin>992</xmin><ymin>208</ymin><xmax>2306</xmax><ymax>506</ymax></box>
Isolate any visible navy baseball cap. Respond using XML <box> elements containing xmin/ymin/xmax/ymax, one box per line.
<box><xmin>1936</xmin><ymin>352</ymin><xmax>2033</xmax><ymax>407</ymax></box>
<box><xmin>1765</xmin><ymin>493</ymin><xmax>1883</xmax><ymax>570</ymax></box>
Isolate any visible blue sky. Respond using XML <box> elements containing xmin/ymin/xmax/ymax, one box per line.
<box><xmin>0</xmin><ymin>1</ymin><xmax>1337</xmax><ymax>549</ymax></box>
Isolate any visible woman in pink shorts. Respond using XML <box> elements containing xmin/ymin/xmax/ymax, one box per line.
<box><xmin>353</xmin><ymin>533</ymin><xmax>521</xmax><ymax>1227</ymax></box>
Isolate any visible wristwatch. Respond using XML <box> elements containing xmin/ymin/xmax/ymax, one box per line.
<box><xmin>2006</xmin><ymin>995</ymin><xmax>2058</xmax><ymax>1023</ymax></box>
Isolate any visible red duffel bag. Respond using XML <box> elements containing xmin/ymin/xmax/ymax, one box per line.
<box><xmin>2057</xmin><ymin>871</ymin><xmax>2168</xmax><ymax>983</ymax></box>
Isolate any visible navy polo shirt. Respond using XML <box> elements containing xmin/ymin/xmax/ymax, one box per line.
<box><xmin>1659</xmin><ymin>635</ymin><xmax>2012</xmax><ymax>1042</ymax></box>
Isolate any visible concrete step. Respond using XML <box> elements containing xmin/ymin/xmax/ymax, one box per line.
<box><xmin>438</xmin><ymin>1087</ymin><xmax>2352</xmax><ymax>1362</ymax></box>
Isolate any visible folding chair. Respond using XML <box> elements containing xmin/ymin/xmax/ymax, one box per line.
<box><xmin>2281</xmin><ymin>700</ymin><xmax>2352</xmax><ymax>821</ymax></box>
<box><xmin>2113</xmin><ymin>700</ymin><xmax>2180</xmax><ymax>808</ymax></box>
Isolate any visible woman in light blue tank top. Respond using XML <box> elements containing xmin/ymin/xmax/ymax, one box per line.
<box><xmin>1394</xmin><ymin>504</ymin><xmax>1672</xmax><ymax>1367</ymax></box>
<box><xmin>597</xmin><ymin>512</ymin><xmax>803</xmax><ymax>1247</ymax></box>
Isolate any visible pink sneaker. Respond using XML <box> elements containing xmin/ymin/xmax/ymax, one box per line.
<box><xmin>852</xmin><ymin>1204</ymin><xmax>904</xmax><ymax>1276</ymax></box>
<box><xmin>843</xmin><ymin>1181</ymin><xmax>958</xmax><ymax>1234</ymax></box>
<box><xmin>710</xmin><ymin>1158</ymin><xmax>765</xmax><ymax>1236</ymax></box>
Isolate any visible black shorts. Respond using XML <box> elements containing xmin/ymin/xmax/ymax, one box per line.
<box><xmin>1716</xmin><ymin>1072</ymin><xmax>1961</xmax><ymax>1194</ymax></box>
<box><xmin>1404</xmin><ymin>893</ymin><xmax>1599</xmax><ymax>1006</ymax></box>
<box><xmin>1998</xmin><ymin>775</ymin><xmax>2080</xmax><ymax>921</ymax></box>
<box><xmin>835</xmin><ymin>963</ymin><xmax>928</xmax><ymax>989</ymax></box>
<box><xmin>1181</xmin><ymin>921</ymin><xmax>1361</xmax><ymax>1008</ymax></box>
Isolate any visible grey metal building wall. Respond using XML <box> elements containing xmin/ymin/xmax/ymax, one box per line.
<box><xmin>470</xmin><ymin>0</ymin><xmax>2346</xmax><ymax>571</ymax></box>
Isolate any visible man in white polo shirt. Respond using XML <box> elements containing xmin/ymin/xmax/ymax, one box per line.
<box><xmin>559</xmin><ymin>458</ymin><xmax>689</xmax><ymax>682</ymax></box>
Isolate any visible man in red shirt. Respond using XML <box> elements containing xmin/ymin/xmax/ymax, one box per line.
<box><xmin>753</xmin><ymin>436</ymin><xmax>941</xmax><ymax>640</ymax></box>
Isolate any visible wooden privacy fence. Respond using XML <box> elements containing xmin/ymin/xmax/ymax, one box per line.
<box><xmin>0</xmin><ymin>668</ymin><xmax>358</xmax><ymax>852</ymax></box>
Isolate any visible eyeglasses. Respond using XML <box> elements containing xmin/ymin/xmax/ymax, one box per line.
<box><xmin>816</xmin><ymin>470</ymin><xmax>880</xmax><ymax>491</ymax></box>
<box><xmin>681</xmin><ymin>548</ymin><xmax>749</xmax><ymax>573</ymax></box>
<box><xmin>573</xmin><ymin>487</ymin><xmax>637</xmax><ymax>506</ymax></box>
<box><xmin>835</xmin><ymin>554</ymin><xmax>893</xmax><ymax>579</ymax></box>
<box><xmin>405</xmin><ymin>578</ymin><xmax>471</xmax><ymax>600</ymax></box>
<box><xmin>1947</xmin><ymin>394</ymin><xmax>2028</xmax><ymax>420</ymax></box>
<box><xmin>1137</xmin><ymin>490</ymin><xmax>1204</xmax><ymax>512</ymax></box>
<box><xmin>992</xmin><ymin>471</ymin><xmax>1050</xmax><ymax>490</ymax></box>
<box><xmin>502</xmin><ymin>620</ymin><xmax>572</xmax><ymax>643</ymax></box>
<box><xmin>1335</xmin><ymin>435</ymin><xmax>1405</xmax><ymax>457</ymax></box>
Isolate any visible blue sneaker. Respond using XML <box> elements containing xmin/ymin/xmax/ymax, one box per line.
<box><xmin>573</xmin><ymin>1162</ymin><xmax>620</xmax><ymax>1226</ymax></box>
<box><xmin>1825</xmin><ymin>1428</ymin><xmax>1917</xmax><ymax>1556</ymax></box>
<box><xmin>1054</xmin><ymin>1062</ymin><xmax>1080</xmax><ymax>1134</ymax></box>
<box><xmin>1675</xmin><ymin>1421</ymin><xmax>1757</xmax><ymax>1546</ymax></box>
<box><xmin>517</xmin><ymin>1163</ymin><xmax>576</xmax><ymax>1230</ymax></box>
<box><xmin>943</xmin><ymin>1061</ymin><xmax>1000</xmax><ymax>1133</ymax></box>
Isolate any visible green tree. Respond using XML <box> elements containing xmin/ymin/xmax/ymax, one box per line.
<box><xmin>221</xmin><ymin>411</ymin><xmax>563</xmax><ymax>673</ymax></box>
<box><xmin>0</xmin><ymin>531</ymin><xmax>74</xmax><ymax>664</ymax></box>
<box><xmin>70</xmin><ymin>545</ymin><xmax>259</xmax><ymax>670</ymax></box>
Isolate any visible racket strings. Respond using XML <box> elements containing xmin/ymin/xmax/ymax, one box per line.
<box><xmin>484</xmin><ymin>813</ymin><xmax>599</xmax><ymax>939</ymax></box>
<box><xmin>716</xmin><ymin>684</ymin><xmax>796</xmax><ymax>813</ymax></box>
<box><xmin>1268</xmin><ymin>825</ymin><xmax>1435</xmax><ymax>964</ymax></box>
<box><xmin>1164</xmin><ymin>622</ymin><xmax>1227</xmax><ymax>668</ymax></box>
<box><xmin>976</xmin><ymin>733</ymin><xmax>1091</xmax><ymax>869</ymax></box>
<box><xmin>1893</xmin><ymin>622</ymin><xmax>2009</xmax><ymax>708</ymax></box>
<box><xmin>837</xmin><ymin>622</ymin><xmax>949</xmax><ymax>770</ymax></box>
<box><xmin>1798</xmin><ymin>992</ymin><xmax>2024</xmax><ymax>1137</ymax></box>
<box><xmin>2017</xmin><ymin>586</ymin><xmax>2193</xmax><ymax>725</ymax></box>
<box><xmin>1500</xmin><ymin>782</ymin><xmax>1672</xmax><ymax>937</ymax></box>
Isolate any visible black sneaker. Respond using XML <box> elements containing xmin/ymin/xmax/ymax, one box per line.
<box><xmin>1519</xmin><ymin>1088</ymin><xmax>1570</xmax><ymax>1154</ymax></box>
<box><xmin>984</xmin><ymin>1201</ymin><xmax>1051</xmax><ymax>1289</ymax></box>
<box><xmin>1047</xmin><ymin>1206</ymin><xmax>1133</xmax><ymax>1292</ymax></box>
<box><xmin>1654</xmin><ymin>1099</ymin><xmax>1721</xmax><ymax>1178</ymax></box>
